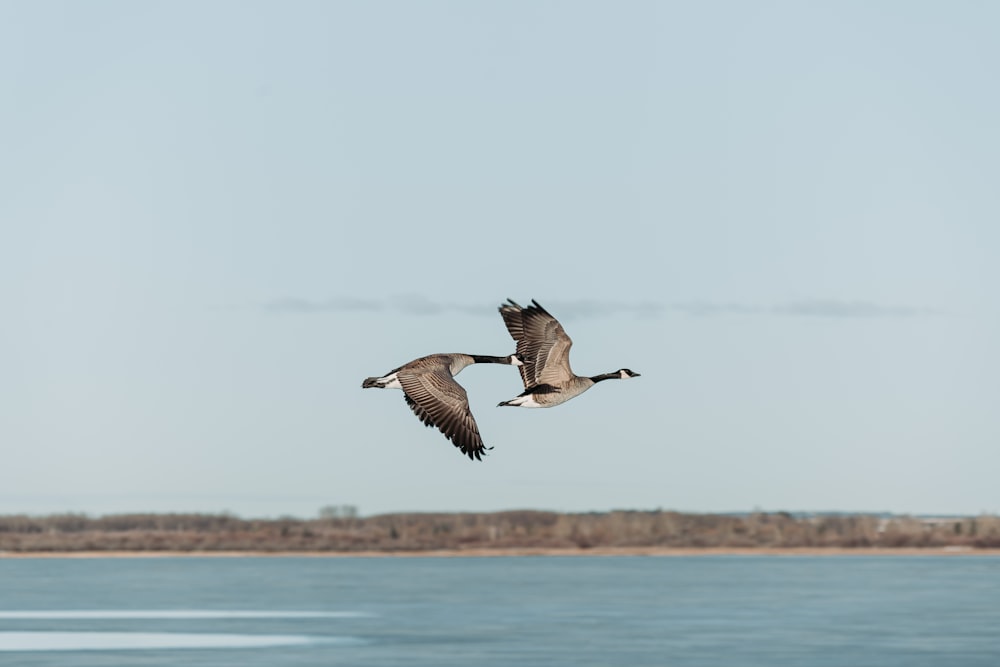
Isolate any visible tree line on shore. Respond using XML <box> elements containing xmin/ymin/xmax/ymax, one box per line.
<box><xmin>1</xmin><ymin>510</ymin><xmax>998</xmax><ymax>553</ymax></box>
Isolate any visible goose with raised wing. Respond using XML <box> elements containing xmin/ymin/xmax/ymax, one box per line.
<box><xmin>496</xmin><ymin>299</ymin><xmax>640</xmax><ymax>408</ymax></box>
<box><xmin>363</xmin><ymin>353</ymin><xmax>523</xmax><ymax>460</ymax></box>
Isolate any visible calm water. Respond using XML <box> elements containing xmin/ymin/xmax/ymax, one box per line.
<box><xmin>1</xmin><ymin>555</ymin><xmax>998</xmax><ymax>666</ymax></box>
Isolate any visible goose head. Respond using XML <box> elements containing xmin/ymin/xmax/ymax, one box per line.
<box><xmin>618</xmin><ymin>368</ymin><xmax>641</xmax><ymax>379</ymax></box>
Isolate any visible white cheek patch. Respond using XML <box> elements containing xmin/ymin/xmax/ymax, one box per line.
<box><xmin>619</xmin><ymin>370</ymin><xmax>629</xmax><ymax>379</ymax></box>
<box><xmin>511</xmin><ymin>356</ymin><xmax>524</xmax><ymax>367</ymax></box>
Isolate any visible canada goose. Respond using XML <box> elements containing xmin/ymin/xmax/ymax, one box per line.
<box><xmin>496</xmin><ymin>299</ymin><xmax>640</xmax><ymax>408</ymax></box>
<box><xmin>363</xmin><ymin>353</ymin><xmax>523</xmax><ymax>460</ymax></box>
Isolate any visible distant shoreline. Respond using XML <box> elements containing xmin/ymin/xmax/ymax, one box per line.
<box><xmin>6</xmin><ymin>511</ymin><xmax>998</xmax><ymax>554</ymax></box>
<box><xmin>4</xmin><ymin>546</ymin><xmax>1000</xmax><ymax>559</ymax></box>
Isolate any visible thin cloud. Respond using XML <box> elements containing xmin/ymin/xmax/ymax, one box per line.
<box><xmin>529</xmin><ymin>299</ymin><xmax>669</xmax><ymax>320</ymax></box>
<box><xmin>263</xmin><ymin>296</ymin><xmax>940</xmax><ymax>320</ymax></box>
<box><xmin>388</xmin><ymin>294</ymin><xmax>445</xmax><ymax>316</ymax></box>
<box><xmin>262</xmin><ymin>294</ymin><xmax>495</xmax><ymax>317</ymax></box>
<box><xmin>263</xmin><ymin>297</ymin><xmax>382</xmax><ymax>313</ymax></box>
<box><xmin>668</xmin><ymin>301</ymin><xmax>764</xmax><ymax>317</ymax></box>
<box><xmin>771</xmin><ymin>299</ymin><xmax>940</xmax><ymax>318</ymax></box>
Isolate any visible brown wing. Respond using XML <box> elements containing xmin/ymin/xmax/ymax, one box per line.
<box><xmin>498</xmin><ymin>299</ymin><xmax>574</xmax><ymax>388</ymax></box>
<box><xmin>498</xmin><ymin>299</ymin><xmax>530</xmax><ymax>387</ymax></box>
<box><xmin>397</xmin><ymin>364</ymin><xmax>488</xmax><ymax>461</ymax></box>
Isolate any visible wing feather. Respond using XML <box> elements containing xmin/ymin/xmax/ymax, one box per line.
<box><xmin>498</xmin><ymin>299</ymin><xmax>574</xmax><ymax>387</ymax></box>
<box><xmin>398</xmin><ymin>364</ymin><xmax>488</xmax><ymax>461</ymax></box>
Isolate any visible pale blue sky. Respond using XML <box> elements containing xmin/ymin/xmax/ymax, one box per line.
<box><xmin>2</xmin><ymin>1</ymin><xmax>998</xmax><ymax>518</ymax></box>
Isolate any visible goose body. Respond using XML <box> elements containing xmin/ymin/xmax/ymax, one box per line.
<box><xmin>497</xmin><ymin>299</ymin><xmax>640</xmax><ymax>408</ymax></box>
<box><xmin>363</xmin><ymin>353</ymin><xmax>522</xmax><ymax>460</ymax></box>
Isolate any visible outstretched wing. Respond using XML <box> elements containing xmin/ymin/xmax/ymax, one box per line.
<box><xmin>397</xmin><ymin>365</ymin><xmax>488</xmax><ymax>461</ymax></box>
<box><xmin>498</xmin><ymin>299</ymin><xmax>575</xmax><ymax>388</ymax></box>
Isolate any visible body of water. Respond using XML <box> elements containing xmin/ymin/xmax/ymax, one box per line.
<box><xmin>1</xmin><ymin>555</ymin><xmax>998</xmax><ymax>666</ymax></box>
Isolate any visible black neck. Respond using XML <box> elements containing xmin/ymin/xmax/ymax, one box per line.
<box><xmin>590</xmin><ymin>372</ymin><xmax>620</xmax><ymax>383</ymax></box>
<box><xmin>471</xmin><ymin>354</ymin><xmax>509</xmax><ymax>364</ymax></box>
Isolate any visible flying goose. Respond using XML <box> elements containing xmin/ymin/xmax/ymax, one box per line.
<box><xmin>363</xmin><ymin>353</ymin><xmax>523</xmax><ymax>460</ymax></box>
<box><xmin>496</xmin><ymin>299</ymin><xmax>640</xmax><ymax>408</ymax></box>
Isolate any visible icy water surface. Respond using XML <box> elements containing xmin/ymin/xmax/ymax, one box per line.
<box><xmin>1</xmin><ymin>555</ymin><xmax>998</xmax><ymax>666</ymax></box>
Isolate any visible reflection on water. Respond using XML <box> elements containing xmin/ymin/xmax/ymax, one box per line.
<box><xmin>0</xmin><ymin>631</ymin><xmax>355</xmax><ymax>652</ymax></box>
<box><xmin>0</xmin><ymin>610</ymin><xmax>372</xmax><ymax>620</ymax></box>
<box><xmin>0</xmin><ymin>610</ymin><xmax>371</xmax><ymax>653</ymax></box>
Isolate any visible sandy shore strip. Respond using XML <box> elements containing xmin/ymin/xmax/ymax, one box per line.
<box><xmin>3</xmin><ymin>546</ymin><xmax>1000</xmax><ymax>558</ymax></box>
